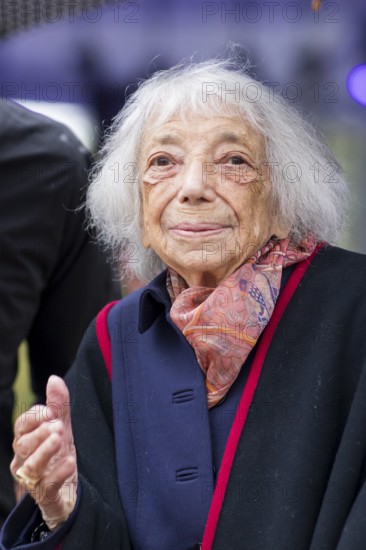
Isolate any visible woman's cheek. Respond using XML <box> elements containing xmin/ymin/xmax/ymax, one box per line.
<box><xmin>143</xmin><ymin>174</ymin><xmax>163</xmax><ymax>185</ymax></box>
<box><xmin>143</xmin><ymin>165</ymin><xmax>179</xmax><ymax>185</ymax></box>
<box><xmin>142</xmin><ymin>174</ymin><xmax>178</xmax><ymax>216</ymax></box>
<box><xmin>142</xmin><ymin>183</ymin><xmax>175</xmax><ymax>228</ymax></box>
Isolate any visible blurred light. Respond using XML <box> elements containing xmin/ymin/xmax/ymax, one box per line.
<box><xmin>347</xmin><ymin>64</ymin><xmax>366</xmax><ymax>107</ymax></box>
<box><xmin>311</xmin><ymin>0</ymin><xmax>321</xmax><ymax>11</ymax></box>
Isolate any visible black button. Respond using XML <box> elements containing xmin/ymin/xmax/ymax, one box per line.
<box><xmin>176</xmin><ymin>467</ymin><xmax>198</xmax><ymax>482</ymax></box>
<box><xmin>172</xmin><ymin>389</ymin><xmax>194</xmax><ymax>403</ymax></box>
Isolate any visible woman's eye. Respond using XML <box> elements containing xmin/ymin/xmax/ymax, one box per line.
<box><xmin>152</xmin><ymin>156</ymin><xmax>172</xmax><ymax>167</ymax></box>
<box><xmin>226</xmin><ymin>156</ymin><xmax>246</xmax><ymax>165</ymax></box>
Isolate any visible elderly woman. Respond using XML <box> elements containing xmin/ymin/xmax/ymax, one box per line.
<box><xmin>1</xmin><ymin>59</ymin><xmax>366</xmax><ymax>550</ymax></box>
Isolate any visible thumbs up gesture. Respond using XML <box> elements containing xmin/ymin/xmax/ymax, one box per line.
<box><xmin>11</xmin><ymin>375</ymin><xmax>78</xmax><ymax>531</ymax></box>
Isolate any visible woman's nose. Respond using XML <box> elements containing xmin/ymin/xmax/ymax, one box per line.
<box><xmin>177</xmin><ymin>160</ymin><xmax>216</xmax><ymax>204</ymax></box>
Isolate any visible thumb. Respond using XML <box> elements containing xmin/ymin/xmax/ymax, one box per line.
<box><xmin>45</xmin><ymin>375</ymin><xmax>71</xmax><ymax>426</ymax></box>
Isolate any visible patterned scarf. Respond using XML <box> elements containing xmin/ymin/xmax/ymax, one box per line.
<box><xmin>167</xmin><ymin>235</ymin><xmax>317</xmax><ymax>408</ymax></box>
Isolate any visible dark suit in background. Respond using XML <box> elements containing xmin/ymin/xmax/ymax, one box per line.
<box><xmin>0</xmin><ymin>100</ymin><xmax>119</xmax><ymax>527</ymax></box>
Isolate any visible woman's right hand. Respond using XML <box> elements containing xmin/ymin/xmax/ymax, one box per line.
<box><xmin>11</xmin><ymin>375</ymin><xmax>78</xmax><ymax>531</ymax></box>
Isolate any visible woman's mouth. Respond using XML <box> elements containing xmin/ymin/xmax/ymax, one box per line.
<box><xmin>169</xmin><ymin>223</ymin><xmax>230</xmax><ymax>237</ymax></box>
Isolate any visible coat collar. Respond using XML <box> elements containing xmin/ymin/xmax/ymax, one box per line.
<box><xmin>137</xmin><ymin>265</ymin><xmax>297</xmax><ymax>335</ymax></box>
<box><xmin>138</xmin><ymin>270</ymin><xmax>170</xmax><ymax>333</ymax></box>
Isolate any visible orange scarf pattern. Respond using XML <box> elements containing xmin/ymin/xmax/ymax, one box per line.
<box><xmin>167</xmin><ymin>235</ymin><xmax>317</xmax><ymax>408</ymax></box>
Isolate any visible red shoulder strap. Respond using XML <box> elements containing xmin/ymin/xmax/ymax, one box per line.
<box><xmin>95</xmin><ymin>301</ymin><xmax>119</xmax><ymax>381</ymax></box>
<box><xmin>201</xmin><ymin>244</ymin><xmax>324</xmax><ymax>549</ymax></box>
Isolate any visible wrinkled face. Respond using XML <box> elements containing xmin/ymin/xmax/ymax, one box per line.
<box><xmin>140</xmin><ymin>116</ymin><xmax>288</xmax><ymax>287</ymax></box>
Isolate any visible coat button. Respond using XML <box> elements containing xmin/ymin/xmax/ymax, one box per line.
<box><xmin>172</xmin><ymin>389</ymin><xmax>194</xmax><ymax>403</ymax></box>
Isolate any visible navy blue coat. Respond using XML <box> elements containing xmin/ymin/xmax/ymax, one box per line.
<box><xmin>1</xmin><ymin>245</ymin><xmax>366</xmax><ymax>549</ymax></box>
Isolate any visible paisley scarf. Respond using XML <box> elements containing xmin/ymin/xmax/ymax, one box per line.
<box><xmin>167</xmin><ymin>235</ymin><xmax>317</xmax><ymax>408</ymax></box>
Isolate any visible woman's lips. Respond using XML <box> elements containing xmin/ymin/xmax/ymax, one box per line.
<box><xmin>169</xmin><ymin>223</ymin><xmax>230</xmax><ymax>237</ymax></box>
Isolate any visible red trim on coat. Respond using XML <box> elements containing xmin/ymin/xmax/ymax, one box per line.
<box><xmin>201</xmin><ymin>244</ymin><xmax>324</xmax><ymax>550</ymax></box>
<box><xmin>96</xmin><ymin>301</ymin><xmax>119</xmax><ymax>381</ymax></box>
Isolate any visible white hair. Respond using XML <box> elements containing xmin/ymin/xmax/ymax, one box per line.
<box><xmin>86</xmin><ymin>57</ymin><xmax>349</xmax><ymax>282</ymax></box>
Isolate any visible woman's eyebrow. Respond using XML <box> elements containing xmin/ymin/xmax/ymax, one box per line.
<box><xmin>213</xmin><ymin>131</ymin><xmax>249</xmax><ymax>146</ymax></box>
<box><xmin>149</xmin><ymin>134</ymin><xmax>183</xmax><ymax>147</ymax></box>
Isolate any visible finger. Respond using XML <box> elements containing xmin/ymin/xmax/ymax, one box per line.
<box><xmin>17</xmin><ymin>432</ymin><xmax>63</xmax><ymax>486</ymax></box>
<box><xmin>46</xmin><ymin>376</ymin><xmax>71</xmax><ymax>428</ymax></box>
<box><xmin>10</xmin><ymin>455</ymin><xmax>24</xmax><ymax>481</ymax></box>
<box><xmin>14</xmin><ymin>405</ymin><xmax>57</xmax><ymax>439</ymax></box>
<box><xmin>13</xmin><ymin>420</ymin><xmax>65</xmax><ymax>461</ymax></box>
<box><xmin>13</xmin><ymin>467</ymin><xmax>38</xmax><ymax>490</ymax></box>
<box><xmin>46</xmin><ymin>376</ymin><xmax>74</xmax><ymax>453</ymax></box>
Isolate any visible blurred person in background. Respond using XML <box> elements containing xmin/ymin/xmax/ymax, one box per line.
<box><xmin>0</xmin><ymin>100</ymin><xmax>120</xmax><ymax>528</ymax></box>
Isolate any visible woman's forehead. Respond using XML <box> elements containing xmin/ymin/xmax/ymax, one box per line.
<box><xmin>140</xmin><ymin>115</ymin><xmax>264</xmax><ymax>151</ymax></box>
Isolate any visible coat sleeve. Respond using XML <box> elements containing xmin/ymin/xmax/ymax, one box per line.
<box><xmin>0</xmin><ymin>319</ymin><xmax>132</xmax><ymax>550</ymax></box>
